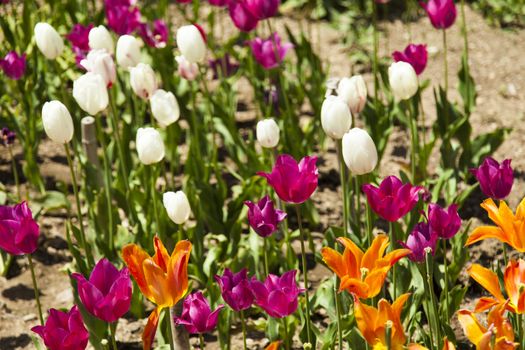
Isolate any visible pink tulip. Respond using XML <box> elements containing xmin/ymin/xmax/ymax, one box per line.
<box><xmin>392</xmin><ymin>44</ymin><xmax>428</xmax><ymax>75</ymax></box>
<box><xmin>66</xmin><ymin>24</ymin><xmax>93</xmax><ymax>52</ymax></box>
<box><xmin>420</xmin><ymin>0</ymin><xmax>457</xmax><ymax>29</ymax></box>
<box><xmin>174</xmin><ymin>291</ymin><xmax>224</xmax><ymax>334</ymax></box>
<box><xmin>105</xmin><ymin>3</ymin><xmax>141</xmax><ymax>35</ymax></box>
<box><xmin>245</xmin><ymin>195</ymin><xmax>286</xmax><ymax>237</ymax></box>
<box><xmin>0</xmin><ymin>51</ymin><xmax>26</xmax><ymax>80</ymax></box>
<box><xmin>215</xmin><ymin>268</ymin><xmax>255</xmax><ymax>311</ymax></box>
<box><xmin>427</xmin><ymin>203</ymin><xmax>461</xmax><ymax>239</ymax></box>
<box><xmin>32</xmin><ymin>306</ymin><xmax>89</xmax><ymax>350</ymax></box>
<box><xmin>470</xmin><ymin>157</ymin><xmax>514</xmax><ymax>200</ymax></box>
<box><xmin>228</xmin><ymin>0</ymin><xmax>259</xmax><ymax>32</ymax></box>
<box><xmin>139</xmin><ymin>19</ymin><xmax>169</xmax><ymax>48</ymax></box>
<box><xmin>400</xmin><ymin>222</ymin><xmax>438</xmax><ymax>262</ymax></box>
<box><xmin>249</xmin><ymin>33</ymin><xmax>293</xmax><ymax>70</ymax></box>
<box><xmin>0</xmin><ymin>202</ymin><xmax>39</xmax><ymax>255</ymax></box>
<box><xmin>246</xmin><ymin>0</ymin><xmax>280</xmax><ymax>19</ymax></box>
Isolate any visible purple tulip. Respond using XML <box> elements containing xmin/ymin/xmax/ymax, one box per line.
<box><xmin>71</xmin><ymin>259</ymin><xmax>132</xmax><ymax>323</ymax></box>
<box><xmin>214</xmin><ymin>268</ymin><xmax>254</xmax><ymax>311</ymax></box>
<box><xmin>392</xmin><ymin>44</ymin><xmax>428</xmax><ymax>75</ymax></box>
<box><xmin>174</xmin><ymin>291</ymin><xmax>224</xmax><ymax>334</ymax></box>
<box><xmin>427</xmin><ymin>203</ymin><xmax>461</xmax><ymax>239</ymax></box>
<box><xmin>228</xmin><ymin>0</ymin><xmax>259</xmax><ymax>32</ymax></box>
<box><xmin>258</xmin><ymin>154</ymin><xmax>318</xmax><ymax>204</ymax></box>
<box><xmin>249</xmin><ymin>270</ymin><xmax>304</xmax><ymax>318</ymax></box>
<box><xmin>31</xmin><ymin>306</ymin><xmax>89</xmax><ymax>350</ymax></box>
<box><xmin>420</xmin><ymin>0</ymin><xmax>457</xmax><ymax>29</ymax></box>
<box><xmin>246</xmin><ymin>0</ymin><xmax>280</xmax><ymax>19</ymax></box>
<box><xmin>244</xmin><ymin>196</ymin><xmax>287</xmax><ymax>237</ymax></box>
<box><xmin>470</xmin><ymin>157</ymin><xmax>513</xmax><ymax>200</ymax></box>
<box><xmin>66</xmin><ymin>24</ymin><xmax>93</xmax><ymax>52</ymax></box>
<box><xmin>139</xmin><ymin>19</ymin><xmax>169</xmax><ymax>48</ymax></box>
<box><xmin>1</xmin><ymin>127</ymin><xmax>16</xmax><ymax>146</ymax></box>
<box><xmin>208</xmin><ymin>0</ymin><xmax>228</xmax><ymax>6</ymax></box>
<box><xmin>209</xmin><ymin>54</ymin><xmax>239</xmax><ymax>79</ymax></box>
<box><xmin>249</xmin><ymin>33</ymin><xmax>293</xmax><ymax>70</ymax></box>
<box><xmin>362</xmin><ymin>176</ymin><xmax>424</xmax><ymax>222</ymax></box>
<box><xmin>105</xmin><ymin>4</ymin><xmax>142</xmax><ymax>35</ymax></box>
<box><xmin>0</xmin><ymin>51</ymin><xmax>27</xmax><ymax>80</ymax></box>
<box><xmin>0</xmin><ymin>202</ymin><xmax>39</xmax><ymax>255</ymax></box>
<box><xmin>400</xmin><ymin>222</ymin><xmax>438</xmax><ymax>262</ymax></box>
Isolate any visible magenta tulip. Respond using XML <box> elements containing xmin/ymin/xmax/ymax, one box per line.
<box><xmin>420</xmin><ymin>0</ymin><xmax>457</xmax><ymax>29</ymax></box>
<box><xmin>245</xmin><ymin>195</ymin><xmax>287</xmax><ymax>237</ymax></box>
<box><xmin>31</xmin><ymin>306</ymin><xmax>89</xmax><ymax>350</ymax></box>
<box><xmin>258</xmin><ymin>154</ymin><xmax>318</xmax><ymax>204</ymax></box>
<box><xmin>427</xmin><ymin>203</ymin><xmax>461</xmax><ymax>239</ymax></box>
<box><xmin>246</xmin><ymin>0</ymin><xmax>280</xmax><ymax>19</ymax></box>
<box><xmin>0</xmin><ymin>202</ymin><xmax>39</xmax><ymax>255</ymax></box>
<box><xmin>0</xmin><ymin>51</ymin><xmax>27</xmax><ymax>80</ymax></box>
<box><xmin>470</xmin><ymin>157</ymin><xmax>513</xmax><ymax>200</ymax></box>
<box><xmin>215</xmin><ymin>268</ymin><xmax>254</xmax><ymax>311</ymax></box>
<box><xmin>208</xmin><ymin>0</ymin><xmax>228</xmax><ymax>5</ymax></box>
<box><xmin>105</xmin><ymin>4</ymin><xmax>141</xmax><ymax>35</ymax></box>
<box><xmin>392</xmin><ymin>44</ymin><xmax>428</xmax><ymax>75</ymax></box>
<box><xmin>228</xmin><ymin>0</ymin><xmax>259</xmax><ymax>32</ymax></box>
<box><xmin>1</xmin><ymin>127</ymin><xmax>16</xmax><ymax>146</ymax></box>
<box><xmin>139</xmin><ymin>19</ymin><xmax>169</xmax><ymax>48</ymax></box>
<box><xmin>249</xmin><ymin>33</ymin><xmax>293</xmax><ymax>70</ymax></box>
<box><xmin>174</xmin><ymin>291</ymin><xmax>224</xmax><ymax>334</ymax></box>
<box><xmin>400</xmin><ymin>222</ymin><xmax>438</xmax><ymax>262</ymax></box>
<box><xmin>66</xmin><ymin>24</ymin><xmax>93</xmax><ymax>52</ymax></box>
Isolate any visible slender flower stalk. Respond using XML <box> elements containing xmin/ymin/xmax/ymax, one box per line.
<box><xmin>442</xmin><ymin>240</ymin><xmax>450</xmax><ymax>321</ymax></box>
<box><xmin>336</xmin><ymin>141</ymin><xmax>349</xmax><ymax>237</ymax></box>
<box><xmin>110</xmin><ymin>322</ymin><xmax>118</xmax><ymax>350</ymax></box>
<box><xmin>442</xmin><ymin>29</ymin><xmax>448</xmax><ymax>95</ymax></box>
<box><xmin>28</xmin><ymin>254</ymin><xmax>44</xmax><ymax>325</ymax></box>
<box><xmin>240</xmin><ymin>310</ymin><xmax>247</xmax><ymax>350</ymax></box>
<box><xmin>425</xmin><ymin>248</ymin><xmax>441</xmax><ymax>349</ymax></box>
<box><xmin>295</xmin><ymin>204</ymin><xmax>312</xmax><ymax>344</ymax></box>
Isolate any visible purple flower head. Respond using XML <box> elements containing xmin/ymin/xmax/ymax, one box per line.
<box><xmin>246</xmin><ymin>0</ymin><xmax>280</xmax><ymax>20</ymax></box>
<box><xmin>400</xmin><ymin>222</ymin><xmax>438</xmax><ymax>262</ymax></box>
<box><xmin>392</xmin><ymin>44</ymin><xmax>428</xmax><ymax>75</ymax></box>
<box><xmin>427</xmin><ymin>203</ymin><xmax>461</xmax><ymax>239</ymax></box>
<box><xmin>244</xmin><ymin>195</ymin><xmax>286</xmax><ymax>237</ymax></box>
<box><xmin>249</xmin><ymin>33</ymin><xmax>293</xmax><ymax>70</ymax></box>
<box><xmin>1</xmin><ymin>127</ymin><xmax>16</xmax><ymax>146</ymax></box>
<box><xmin>249</xmin><ymin>270</ymin><xmax>304</xmax><ymax>318</ymax></box>
<box><xmin>228</xmin><ymin>0</ymin><xmax>259</xmax><ymax>32</ymax></box>
<box><xmin>257</xmin><ymin>154</ymin><xmax>318</xmax><ymax>204</ymax></box>
<box><xmin>174</xmin><ymin>291</ymin><xmax>224</xmax><ymax>334</ymax></box>
<box><xmin>31</xmin><ymin>306</ymin><xmax>89</xmax><ymax>350</ymax></box>
<box><xmin>71</xmin><ymin>259</ymin><xmax>132</xmax><ymax>323</ymax></box>
<box><xmin>0</xmin><ymin>202</ymin><xmax>39</xmax><ymax>255</ymax></box>
<box><xmin>208</xmin><ymin>0</ymin><xmax>229</xmax><ymax>6</ymax></box>
<box><xmin>0</xmin><ymin>51</ymin><xmax>27</xmax><ymax>80</ymax></box>
<box><xmin>362</xmin><ymin>176</ymin><xmax>424</xmax><ymax>222</ymax></box>
<box><xmin>214</xmin><ymin>268</ymin><xmax>254</xmax><ymax>311</ymax></box>
<box><xmin>139</xmin><ymin>19</ymin><xmax>169</xmax><ymax>48</ymax></box>
<box><xmin>420</xmin><ymin>0</ymin><xmax>457</xmax><ymax>29</ymax></box>
<box><xmin>209</xmin><ymin>54</ymin><xmax>239</xmax><ymax>79</ymax></box>
<box><xmin>105</xmin><ymin>4</ymin><xmax>142</xmax><ymax>35</ymax></box>
<box><xmin>66</xmin><ymin>24</ymin><xmax>93</xmax><ymax>52</ymax></box>
<box><xmin>470</xmin><ymin>157</ymin><xmax>513</xmax><ymax>200</ymax></box>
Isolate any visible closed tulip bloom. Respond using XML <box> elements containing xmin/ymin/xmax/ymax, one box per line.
<box><xmin>258</xmin><ymin>154</ymin><xmax>318</xmax><ymax>204</ymax></box>
<box><xmin>388</xmin><ymin>61</ymin><xmax>418</xmax><ymax>100</ymax></box>
<box><xmin>136</xmin><ymin>127</ymin><xmax>165</xmax><ymax>165</ymax></box>
<box><xmin>80</xmin><ymin>49</ymin><xmax>116</xmax><ymax>87</ymax></box>
<box><xmin>0</xmin><ymin>202</ymin><xmax>39</xmax><ymax>255</ymax></box>
<box><xmin>337</xmin><ymin>75</ymin><xmax>367</xmax><ymax>115</ymax></box>
<box><xmin>342</xmin><ymin>128</ymin><xmax>378</xmax><ymax>175</ymax></box>
<box><xmin>420</xmin><ymin>0</ymin><xmax>457</xmax><ymax>29</ymax></box>
<box><xmin>73</xmin><ymin>72</ymin><xmax>109</xmax><ymax>115</ymax></box>
<box><xmin>393</xmin><ymin>44</ymin><xmax>428</xmax><ymax>75</ymax></box>
<box><xmin>321</xmin><ymin>96</ymin><xmax>352</xmax><ymax>139</ymax></box>
<box><xmin>174</xmin><ymin>291</ymin><xmax>224</xmax><ymax>334</ymax></box>
<box><xmin>400</xmin><ymin>222</ymin><xmax>438</xmax><ymax>262</ymax></box>
<box><xmin>42</xmin><ymin>101</ymin><xmax>74</xmax><ymax>143</ymax></box>
<box><xmin>229</xmin><ymin>0</ymin><xmax>259</xmax><ymax>32</ymax></box>
<box><xmin>246</xmin><ymin>0</ymin><xmax>280</xmax><ymax>19</ymax></box>
<box><xmin>89</xmin><ymin>25</ymin><xmax>114</xmax><ymax>54</ymax></box>
<box><xmin>116</xmin><ymin>35</ymin><xmax>141</xmax><ymax>69</ymax></box>
<box><xmin>163</xmin><ymin>191</ymin><xmax>191</xmax><ymax>224</ymax></box>
<box><xmin>106</xmin><ymin>4</ymin><xmax>141</xmax><ymax>35</ymax></box>
<box><xmin>0</xmin><ymin>51</ymin><xmax>26</xmax><ymax>80</ymax></box>
<box><xmin>215</xmin><ymin>268</ymin><xmax>254</xmax><ymax>311</ymax></box>
<box><xmin>249</xmin><ymin>270</ymin><xmax>304</xmax><ymax>318</ymax></box>
<box><xmin>176</xmin><ymin>24</ymin><xmax>206</xmax><ymax>64</ymax></box>
<box><xmin>71</xmin><ymin>259</ymin><xmax>132</xmax><ymax>323</ymax></box>
<box><xmin>249</xmin><ymin>33</ymin><xmax>293</xmax><ymax>70</ymax></box>
<box><xmin>130</xmin><ymin>63</ymin><xmax>157</xmax><ymax>99</ymax></box>
<box><xmin>427</xmin><ymin>203</ymin><xmax>461</xmax><ymax>239</ymax></box>
<box><xmin>244</xmin><ymin>195</ymin><xmax>287</xmax><ymax>237</ymax></box>
<box><xmin>34</xmin><ymin>22</ymin><xmax>64</xmax><ymax>60</ymax></box>
<box><xmin>176</xmin><ymin>55</ymin><xmax>199</xmax><ymax>81</ymax></box>
<box><xmin>470</xmin><ymin>157</ymin><xmax>513</xmax><ymax>200</ymax></box>
<box><xmin>256</xmin><ymin>118</ymin><xmax>280</xmax><ymax>148</ymax></box>
<box><xmin>150</xmin><ymin>89</ymin><xmax>180</xmax><ymax>127</ymax></box>
<box><xmin>66</xmin><ymin>23</ymin><xmax>93</xmax><ymax>52</ymax></box>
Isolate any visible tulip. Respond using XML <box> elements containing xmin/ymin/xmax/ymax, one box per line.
<box><xmin>163</xmin><ymin>191</ymin><xmax>191</xmax><ymax>224</ymax></box>
<box><xmin>72</xmin><ymin>259</ymin><xmax>132</xmax><ymax>323</ymax></box>
<box><xmin>322</xmin><ymin>234</ymin><xmax>410</xmax><ymax>299</ymax></box>
<box><xmin>176</xmin><ymin>24</ymin><xmax>207</xmax><ymax>64</ymax></box>
<box><xmin>73</xmin><ymin>72</ymin><xmax>109</xmax><ymax>115</ymax></box>
<box><xmin>265</xmin><ymin>341</ymin><xmax>282</xmax><ymax>350</ymax></box>
<box><xmin>258</xmin><ymin>154</ymin><xmax>318</xmax><ymax>204</ymax></box>
<box><xmin>130</xmin><ymin>63</ymin><xmax>157</xmax><ymax>99</ymax></box>
<box><xmin>321</xmin><ymin>96</ymin><xmax>352</xmax><ymax>139</ymax></box>
<box><xmin>342</xmin><ymin>128</ymin><xmax>378</xmax><ymax>175</ymax></box>
<box><xmin>246</xmin><ymin>0</ymin><xmax>280</xmax><ymax>19</ymax></box>
<box><xmin>214</xmin><ymin>268</ymin><xmax>255</xmax><ymax>311</ymax></box>
<box><xmin>256</xmin><ymin>118</ymin><xmax>280</xmax><ymax>148</ymax></box>
<box><xmin>244</xmin><ymin>195</ymin><xmax>287</xmax><ymax>237</ymax></box>
<box><xmin>209</xmin><ymin>0</ymin><xmax>229</xmax><ymax>5</ymax></box>
<box><xmin>249</xmin><ymin>33</ymin><xmax>293</xmax><ymax>70</ymax></box>
<box><xmin>123</xmin><ymin>238</ymin><xmax>191</xmax><ymax>350</ymax></box>
<box><xmin>337</xmin><ymin>75</ymin><xmax>367</xmax><ymax>115</ymax></box>
<box><xmin>0</xmin><ymin>202</ymin><xmax>39</xmax><ymax>255</ymax></box>
<box><xmin>392</xmin><ymin>44</ymin><xmax>428</xmax><ymax>75</ymax></box>
<box><xmin>229</xmin><ymin>0</ymin><xmax>259</xmax><ymax>32</ymax></box>
<box><xmin>420</xmin><ymin>0</ymin><xmax>457</xmax><ymax>30</ymax></box>
<box><xmin>0</xmin><ymin>51</ymin><xmax>26</xmax><ymax>80</ymax></box>
<box><xmin>1</xmin><ymin>127</ymin><xmax>15</xmax><ymax>147</ymax></box>
<box><xmin>116</xmin><ymin>35</ymin><xmax>141</xmax><ymax>69</ymax></box>
<box><xmin>174</xmin><ymin>291</ymin><xmax>224</xmax><ymax>334</ymax></box>
<box><xmin>42</xmin><ymin>101</ymin><xmax>74</xmax><ymax>144</ymax></box>
<box><xmin>34</xmin><ymin>22</ymin><xmax>64</xmax><ymax>60</ymax></box>
<box><xmin>136</xmin><ymin>127</ymin><xmax>165</xmax><ymax>165</ymax></box>
<box><xmin>388</xmin><ymin>61</ymin><xmax>419</xmax><ymax>100</ymax></box>
<box><xmin>31</xmin><ymin>306</ymin><xmax>89</xmax><ymax>350</ymax></box>
<box><xmin>470</xmin><ymin>157</ymin><xmax>513</xmax><ymax>200</ymax></box>
<box><xmin>150</xmin><ymin>89</ymin><xmax>180</xmax><ymax>127</ymax></box>
<box><xmin>66</xmin><ymin>23</ymin><xmax>93</xmax><ymax>52</ymax></box>
<box><xmin>427</xmin><ymin>203</ymin><xmax>461</xmax><ymax>239</ymax></box>
<box><xmin>249</xmin><ymin>270</ymin><xmax>304</xmax><ymax>318</ymax></box>
<box><xmin>80</xmin><ymin>49</ymin><xmax>116</xmax><ymax>87</ymax></box>
<box><xmin>105</xmin><ymin>4</ymin><xmax>141</xmax><ymax>35</ymax></box>
<box><xmin>89</xmin><ymin>25</ymin><xmax>115</xmax><ymax>54</ymax></box>
<box><xmin>400</xmin><ymin>222</ymin><xmax>438</xmax><ymax>262</ymax></box>
<box><xmin>139</xmin><ymin>19</ymin><xmax>169</xmax><ymax>49</ymax></box>
<box><xmin>176</xmin><ymin>55</ymin><xmax>199</xmax><ymax>80</ymax></box>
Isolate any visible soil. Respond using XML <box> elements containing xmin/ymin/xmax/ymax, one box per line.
<box><xmin>1</xmin><ymin>5</ymin><xmax>525</xmax><ymax>349</ymax></box>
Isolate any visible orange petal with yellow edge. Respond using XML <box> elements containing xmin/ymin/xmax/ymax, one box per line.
<box><xmin>153</xmin><ymin>236</ymin><xmax>170</xmax><ymax>273</ymax></box>
<box><xmin>167</xmin><ymin>240</ymin><xmax>192</xmax><ymax>305</ymax></box>
<box><xmin>361</xmin><ymin>234</ymin><xmax>389</xmax><ymax>271</ymax></box>
<box><xmin>143</xmin><ymin>307</ymin><xmax>161</xmax><ymax>350</ymax></box>
<box><xmin>354</xmin><ymin>300</ymin><xmax>379</xmax><ymax>346</ymax></box>
<box><xmin>442</xmin><ymin>337</ymin><xmax>456</xmax><ymax>350</ymax></box>
<box><xmin>337</xmin><ymin>237</ymin><xmax>364</xmax><ymax>267</ymax></box>
<box><xmin>122</xmin><ymin>244</ymin><xmax>152</xmax><ymax>298</ymax></box>
<box><xmin>457</xmin><ymin>309</ymin><xmax>486</xmax><ymax>345</ymax></box>
<box><xmin>474</xmin><ymin>297</ymin><xmax>501</xmax><ymax>313</ymax></box>
<box><xmin>321</xmin><ymin>247</ymin><xmax>346</xmax><ymax>278</ymax></box>
<box><xmin>382</xmin><ymin>248</ymin><xmax>411</xmax><ymax>267</ymax></box>
<box><xmin>264</xmin><ymin>340</ymin><xmax>282</xmax><ymax>350</ymax></box>
<box><xmin>363</xmin><ymin>268</ymin><xmax>389</xmax><ymax>299</ymax></box>
<box><xmin>143</xmin><ymin>259</ymin><xmax>172</xmax><ymax>307</ymax></box>
<box><xmin>340</xmin><ymin>276</ymin><xmax>369</xmax><ymax>299</ymax></box>
<box><xmin>466</xmin><ymin>226</ymin><xmax>510</xmax><ymax>247</ymax></box>
<box><xmin>468</xmin><ymin>264</ymin><xmax>506</xmax><ymax>302</ymax></box>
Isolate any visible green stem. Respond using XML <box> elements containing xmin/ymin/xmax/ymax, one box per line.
<box><xmin>389</xmin><ymin>222</ymin><xmax>397</xmax><ymax>300</ymax></box>
<box><xmin>263</xmin><ymin>237</ymin><xmax>269</xmax><ymax>276</ymax></box>
<box><xmin>407</xmin><ymin>101</ymin><xmax>419</xmax><ymax>182</ymax></box>
<box><xmin>336</xmin><ymin>141</ymin><xmax>348</xmax><ymax>237</ymax></box>
<box><xmin>295</xmin><ymin>204</ymin><xmax>312</xmax><ymax>345</ymax></box>
<box><xmin>240</xmin><ymin>310</ymin><xmax>247</xmax><ymax>350</ymax></box>
<box><xmin>110</xmin><ymin>322</ymin><xmax>118</xmax><ymax>350</ymax></box>
<box><xmin>442</xmin><ymin>29</ymin><xmax>448</xmax><ymax>95</ymax></box>
<box><xmin>165</xmin><ymin>308</ymin><xmax>175</xmax><ymax>350</ymax></box>
<box><xmin>282</xmin><ymin>316</ymin><xmax>290</xmax><ymax>350</ymax></box>
<box><xmin>334</xmin><ymin>276</ymin><xmax>343</xmax><ymax>350</ymax></box>
<box><xmin>199</xmin><ymin>333</ymin><xmax>205</xmax><ymax>350</ymax></box>
<box><xmin>28</xmin><ymin>254</ymin><xmax>44</xmax><ymax>325</ymax></box>
<box><xmin>503</xmin><ymin>244</ymin><xmax>508</xmax><ymax>266</ymax></box>
<box><xmin>355</xmin><ymin>176</ymin><xmax>362</xmax><ymax>237</ymax></box>
<box><xmin>460</xmin><ymin>0</ymin><xmax>470</xmax><ymax>108</ymax></box>
<box><xmin>365</xmin><ymin>179</ymin><xmax>373</xmax><ymax>247</ymax></box>
<box><xmin>442</xmin><ymin>239</ymin><xmax>450</xmax><ymax>322</ymax></box>
<box><xmin>150</xmin><ymin>166</ymin><xmax>161</xmax><ymax>235</ymax></box>
<box><xmin>372</xmin><ymin>0</ymin><xmax>380</xmax><ymax>109</ymax></box>
<box><xmin>8</xmin><ymin>146</ymin><xmax>21</xmax><ymax>200</ymax></box>
<box><xmin>425</xmin><ymin>250</ymin><xmax>441</xmax><ymax>350</ymax></box>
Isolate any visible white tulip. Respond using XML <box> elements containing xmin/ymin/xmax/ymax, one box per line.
<box><xmin>163</xmin><ymin>191</ymin><xmax>191</xmax><ymax>224</ymax></box>
<box><xmin>116</xmin><ymin>35</ymin><xmax>141</xmax><ymax>69</ymax></box>
<box><xmin>175</xmin><ymin>55</ymin><xmax>199</xmax><ymax>81</ymax></box>
<box><xmin>130</xmin><ymin>63</ymin><xmax>157</xmax><ymax>99</ymax></box>
<box><xmin>42</xmin><ymin>101</ymin><xmax>74</xmax><ymax>144</ymax></box>
<box><xmin>176</xmin><ymin>25</ymin><xmax>206</xmax><ymax>64</ymax></box>
<box><xmin>150</xmin><ymin>89</ymin><xmax>180</xmax><ymax>127</ymax></box>
<box><xmin>388</xmin><ymin>61</ymin><xmax>418</xmax><ymax>100</ymax></box>
<box><xmin>321</xmin><ymin>96</ymin><xmax>352</xmax><ymax>139</ymax></box>
<box><xmin>337</xmin><ymin>75</ymin><xmax>367</xmax><ymax>115</ymax></box>
<box><xmin>80</xmin><ymin>49</ymin><xmax>116</xmax><ymax>87</ymax></box>
<box><xmin>88</xmin><ymin>25</ymin><xmax>114</xmax><ymax>54</ymax></box>
<box><xmin>34</xmin><ymin>22</ymin><xmax>64</xmax><ymax>60</ymax></box>
<box><xmin>73</xmin><ymin>72</ymin><xmax>109</xmax><ymax>115</ymax></box>
<box><xmin>256</xmin><ymin>119</ymin><xmax>280</xmax><ymax>148</ymax></box>
<box><xmin>136</xmin><ymin>127</ymin><xmax>165</xmax><ymax>165</ymax></box>
<box><xmin>342</xmin><ymin>128</ymin><xmax>378</xmax><ymax>175</ymax></box>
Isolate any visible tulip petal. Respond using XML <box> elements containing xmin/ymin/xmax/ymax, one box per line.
<box><xmin>321</xmin><ymin>247</ymin><xmax>346</xmax><ymax>278</ymax></box>
<box><xmin>340</xmin><ymin>276</ymin><xmax>369</xmax><ymax>299</ymax></box>
<box><xmin>153</xmin><ymin>236</ymin><xmax>170</xmax><ymax>273</ymax></box>
<box><xmin>122</xmin><ymin>243</ymin><xmax>152</xmax><ymax>299</ymax></box>
<box><xmin>143</xmin><ymin>259</ymin><xmax>171</xmax><ymax>307</ymax></box>
<box><xmin>337</xmin><ymin>237</ymin><xmax>364</xmax><ymax>266</ymax></box>
<box><xmin>466</xmin><ymin>225</ymin><xmax>511</xmax><ymax>246</ymax></box>
<box><xmin>468</xmin><ymin>264</ymin><xmax>506</xmax><ymax>302</ymax></box>
<box><xmin>361</xmin><ymin>234</ymin><xmax>389</xmax><ymax>271</ymax></box>
<box><xmin>354</xmin><ymin>300</ymin><xmax>379</xmax><ymax>345</ymax></box>
<box><xmin>143</xmin><ymin>307</ymin><xmax>161</xmax><ymax>350</ymax></box>
<box><xmin>167</xmin><ymin>240</ymin><xmax>192</xmax><ymax>305</ymax></box>
<box><xmin>457</xmin><ymin>310</ymin><xmax>486</xmax><ymax>345</ymax></box>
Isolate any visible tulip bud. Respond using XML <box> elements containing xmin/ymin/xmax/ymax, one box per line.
<box><xmin>163</xmin><ymin>191</ymin><xmax>191</xmax><ymax>224</ymax></box>
<box><xmin>73</xmin><ymin>72</ymin><xmax>109</xmax><ymax>115</ymax></box>
<box><xmin>337</xmin><ymin>75</ymin><xmax>367</xmax><ymax>115</ymax></box>
<box><xmin>256</xmin><ymin>118</ymin><xmax>280</xmax><ymax>148</ymax></box>
<box><xmin>136</xmin><ymin>127</ymin><xmax>165</xmax><ymax>165</ymax></box>
<box><xmin>129</xmin><ymin>63</ymin><xmax>157</xmax><ymax>99</ymax></box>
<box><xmin>150</xmin><ymin>89</ymin><xmax>180</xmax><ymax>127</ymax></box>
<box><xmin>176</xmin><ymin>55</ymin><xmax>199</xmax><ymax>81</ymax></box>
<box><xmin>321</xmin><ymin>96</ymin><xmax>352</xmax><ymax>139</ymax></box>
<box><xmin>116</xmin><ymin>35</ymin><xmax>141</xmax><ymax>69</ymax></box>
<box><xmin>176</xmin><ymin>24</ymin><xmax>206</xmax><ymax>64</ymax></box>
<box><xmin>80</xmin><ymin>49</ymin><xmax>116</xmax><ymax>87</ymax></box>
<box><xmin>34</xmin><ymin>22</ymin><xmax>64</xmax><ymax>60</ymax></box>
<box><xmin>42</xmin><ymin>101</ymin><xmax>74</xmax><ymax>144</ymax></box>
<box><xmin>388</xmin><ymin>61</ymin><xmax>418</xmax><ymax>100</ymax></box>
<box><xmin>342</xmin><ymin>128</ymin><xmax>378</xmax><ymax>175</ymax></box>
<box><xmin>88</xmin><ymin>25</ymin><xmax>114</xmax><ymax>54</ymax></box>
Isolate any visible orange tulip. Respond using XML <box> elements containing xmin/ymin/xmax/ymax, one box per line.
<box><xmin>466</xmin><ymin>198</ymin><xmax>525</xmax><ymax>252</ymax></box>
<box><xmin>265</xmin><ymin>341</ymin><xmax>282</xmax><ymax>350</ymax></box>
<box><xmin>408</xmin><ymin>337</ymin><xmax>456</xmax><ymax>350</ymax></box>
<box><xmin>123</xmin><ymin>237</ymin><xmax>192</xmax><ymax>350</ymax></box>
<box><xmin>321</xmin><ymin>234</ymin><xmax>410</xmax><ymax>299</ymax></box>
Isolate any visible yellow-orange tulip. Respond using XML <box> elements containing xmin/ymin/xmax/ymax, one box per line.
<box><xmin>321</xmin><ymin>234</ymin><xmax>410</xmax><ymax>299</ymax></box>
<box><xmin>123</xmin><ymin>237</ymin><xmax>192</xmax><ymax>350</ymax></box>
<box><xmin>408</xmin><ymin>337</ymin><xmax>456</xmax><ymax>350</ymax></box>
<box><xmin>265</xmin><ymin>341</ymin><xmax>282</xmax><ymax>350</ymax></box>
